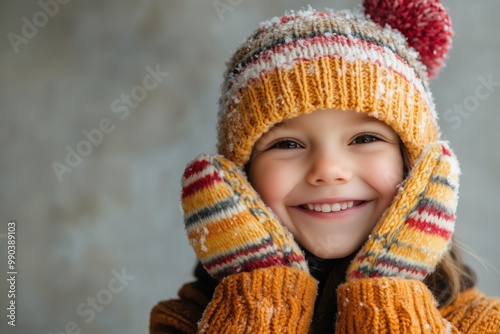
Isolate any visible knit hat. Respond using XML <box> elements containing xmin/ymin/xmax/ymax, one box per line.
<box><xmin>216</xmin><ymin>0</ymin><xmax>453</xmax><ymax>168</ymax></box>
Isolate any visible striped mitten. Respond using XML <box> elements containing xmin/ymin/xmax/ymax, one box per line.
<box><xmin>181</xmin><ymin>154</ymin><xmax>309</xmax><ymax>281</ymax></box>
<box><xmin>348</xmin><ymin>141</ymin><xmax>460</xmax><ymax>281</ymax></box>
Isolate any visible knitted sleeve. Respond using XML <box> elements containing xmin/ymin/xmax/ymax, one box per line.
<box><xmin>150</xmin><ymin>266</ymin><xmax>317</xmax><ymax>334</ymax></box>
<box><xmin>335</xmin><ymin>278</ymin><xmax>500</xmax><ymax>334</ymax></box>
<box><xmin>198</xmin><ymin>266</ymin><xmax>317</xmax><ymax>333</ymax></box>
<box><xmin>440</xmin><ymin>287</ymin><xmax>500</xmax><ymax>333</ymax></box>
<box><xmin>149</xmin><ymin>280</ymin><xmax>212</xmax><ymax>334</ymax></box>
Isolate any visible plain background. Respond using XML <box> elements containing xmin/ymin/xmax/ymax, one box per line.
<box><xmin>1</xmin><ymin>0</ymin><xmax>499</xmax><ymax>333</ymax></box>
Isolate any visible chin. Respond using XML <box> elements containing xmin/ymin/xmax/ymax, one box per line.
<box><xmin>306</xmin><ymin>245</ymin><xmax>358</xmax><ymax>260</ymax></box>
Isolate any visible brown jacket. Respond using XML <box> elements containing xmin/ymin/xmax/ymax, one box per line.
<box><xmin>150</xmin><ymin>263</ymin><xmax>500</xmax><ymax>333</ymax></box>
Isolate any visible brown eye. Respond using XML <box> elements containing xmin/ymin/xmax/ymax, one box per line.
<box><xmin>350</xmin><ymin>134</ymin><xmax>380</xmax><ymax>145</ymax></box>
<box><xmin>271</xmin><ymin>140</ymin><xmax>302</xmax><ymax>149</ymax></box>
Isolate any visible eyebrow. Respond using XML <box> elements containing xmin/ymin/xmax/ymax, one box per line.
<box><xmin>272</xmin><ymin>121</ymin><xmax>287</xmax><ymax>128</ymax></box>
<box><xmin>352</xmin><ymin>114</ymin><xmax>384</xmax><ymax>126</ymax></box>
<box><xmin>262</xmin><ymin>121</ymin><xmax>288</xmax><ymax>136</ymax></box>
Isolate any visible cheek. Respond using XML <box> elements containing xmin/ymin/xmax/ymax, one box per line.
<box><xmin>248</xmin><ymin>159</ymin><xmax>296</xmax><ymax>211</ymax></box>
<box><xmin>366</xmin><ymin>150</ymin><xmax>404</xmax><ymax>200</ymax></box>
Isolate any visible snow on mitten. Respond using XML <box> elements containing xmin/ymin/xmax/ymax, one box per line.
<box><xmin>181</xmin><ymin>154</ymin><xmax>309</xmax><ymax>281</ymax></box>
<box><xmin>348</xmin><ymin>142</ymin><xmax>460</xmax><ymax>281</ymax></box>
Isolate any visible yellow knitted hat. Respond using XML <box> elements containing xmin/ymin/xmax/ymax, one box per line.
<box><xmin>217</xmin><ymin>0</ymin><xmax>453</xmax><ymax>168</ymax></box>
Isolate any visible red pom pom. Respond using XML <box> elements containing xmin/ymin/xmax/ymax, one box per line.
<box><xmin>363</xmin><ymin>0</ymin><xmax>453</xmax><ymax>80</ymax></box>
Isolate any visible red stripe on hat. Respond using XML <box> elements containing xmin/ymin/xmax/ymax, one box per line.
<box><xmin>257</xmin><ymin>35</ymin><xmax>390</xmax><ymax>64</ymax></box>
<box><xmin>280</xmin><ymin>12</ymin><xmax>329</xmax><ymax>24</ymax></box>
<box><xmin>280</xmin><ymin>14</ymin><xmax>300</xmax><ymax>24</ymax></box>
<box><xmin>249</xmin><ymin>34</ymin><xmax>410</xmax><ymax>78</ymax></box>
<box><xmin>182</xmin><ymin>172</ymin><xmax>222</xmax><ymax>199</ymax></box>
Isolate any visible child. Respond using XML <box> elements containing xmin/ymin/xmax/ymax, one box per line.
<box><xmin>150</xmin><ymin>0</ymin><xmax>500</xmax><ymax>332</ymax></box>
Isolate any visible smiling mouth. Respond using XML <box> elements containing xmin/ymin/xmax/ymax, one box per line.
<box><xmin>299</xmin><ymin>201</ymin><xmax>365</xmax><ymax>213</ymax></box>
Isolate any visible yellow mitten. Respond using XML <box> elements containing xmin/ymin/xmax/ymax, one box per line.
<box><xmin>348</xmin><ymin>141</ymin><xmax>460</xmax><ymax>281</ymax></box>
<box><xmin>182</xmin><ymin>154</ymin><xmax>309</xmax><ymax>281</ymax></box>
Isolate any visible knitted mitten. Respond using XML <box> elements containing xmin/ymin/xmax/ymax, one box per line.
<box><xmin>181</xmin><ymin>154</ymin><xmax>309</xmax><ymax>281</ymax></box>
<box><xmin>348</xmin><ymin>141</ymin><xmax>460</xmax><ymax>281</ymax></box>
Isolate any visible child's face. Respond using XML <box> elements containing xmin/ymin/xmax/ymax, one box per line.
<box><xmin>248</xmin><ymin>109</ymin><xmax>404</xmax><ymax>259</ymax></box>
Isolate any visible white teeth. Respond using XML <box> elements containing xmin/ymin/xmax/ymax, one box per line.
<box><xmin>305</xmin><ymin>201</ymin><xmax>356</xmax><ymax>213</ymax></box>
<box><xmin>321</xmin><ymin>204</ymin><xmax>330</xmax><ymax>212</ymax></box>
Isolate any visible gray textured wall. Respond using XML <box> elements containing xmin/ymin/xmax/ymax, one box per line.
<box><xmin>1</xmin><ymin>0</ymin><xmax>499</xmax><ymax>333</ymax></box>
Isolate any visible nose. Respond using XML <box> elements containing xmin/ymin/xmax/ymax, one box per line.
<box><xmin>306</xmin><ymin>151</ymin><xmax>353</xmax><ymax>185</ymax></box>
